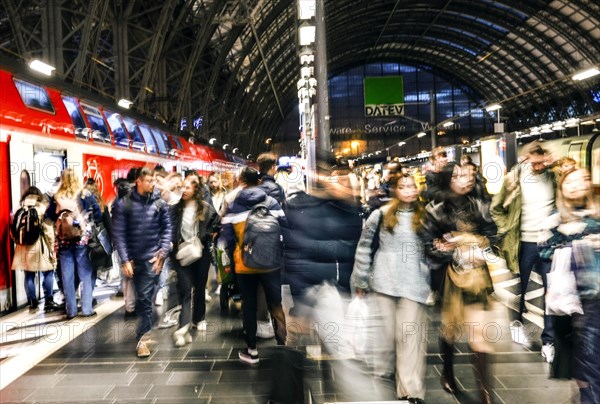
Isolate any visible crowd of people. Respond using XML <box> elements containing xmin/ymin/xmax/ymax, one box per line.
<box><xmin>9</xmin><ymin>144</ymin><xmax>599</xmax><ymax>404</ymax></box>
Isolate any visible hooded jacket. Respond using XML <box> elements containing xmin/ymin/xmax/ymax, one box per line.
<box><xmin>281</xmin><ymin>191</ymin><xmax>362</xmax><ymax>296</ymax></box>
<box><xmin>220</xmin><ymin>186</ymin><xmax>286</xmax><ymax>274</ymax></box>
<box><xmin>111</xmin><ymin>187</ymin><xmax>172</xmax><ymax>263</ymax></box>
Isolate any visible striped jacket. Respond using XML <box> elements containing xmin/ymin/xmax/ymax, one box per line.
<box><xmin>219</xmin><ymin>186</ymin><xmax>286</xmax><ymax>274</ymax></box>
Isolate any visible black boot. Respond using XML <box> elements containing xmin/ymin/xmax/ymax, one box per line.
<box><xmin>471</xmin><ymin>352</ymin><xmax>494</xmax><ymax>404</ymax></box>
<box><xmin>440</xmin><ymin>339</ymin><xmax>458</xmax><ymax>394</ymax></box>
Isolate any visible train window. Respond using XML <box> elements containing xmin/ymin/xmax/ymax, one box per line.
<box><xmin>13</xmin><ymin>78</ymin><xmax>55</xmax><ymax>114</ymax></box>
<box><xmin>171</xmin><ymin>134</ymin><xmax>183</xmax><ymax>150</ymax></box>
<box><xmin>121</xmin><ymin>116</ymin><xmax>148</xmax><ymax>152</ymax></box>
<box><xmin>151</xmin><ymin>127</ymin><xmax>172</xmax><ymax>154</ymax></box>
<box><xmin>138</xmin><ymin>124</ymin><xmax>159</xmax><ymax>154</ymax></box>
<box><xmin>144</xmin><ymin>126</ymin><xmax>168</xmax><ymax>155</ymax></box>
<box><xmin>61</xmin><ymin>96</ymin><xmax>87</xmax><ymax>138</ymax></box>
<box><xmin>79</xmin><ymin>102</ymin><xmax>111</xmax><ymax>143</ymax></box>
<box><xmin>103</xmin><ymin>109</ymin><xmax>130</xmax><ymax>148</ymax></box>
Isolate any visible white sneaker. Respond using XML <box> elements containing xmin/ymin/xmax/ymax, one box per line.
<box><xmin>54</xmin><ymin>291</ymin><xmax>65</xmax><ymax>305</ymax></box>
<box><xmin>193</xmin><ymin>320</ymin><xmax>207</xmax><ymax>331</ymax></box>
<box><xmin>541</xmin><ymin>344</ymin><xmax>555</xmax><ymax>363</ymax></box>
<box><xmin>256</xmin><ymin>320</ymin><xmax>275</xmax><ymax>339</ymax></box>
<box><xmin>205</xmin><ymin>289</ymin><xmax>212</xmax><ymax>302</ymax></box>
<box><xmin>155</xmin><ymin>290</ymin><xmax>164</xmax><ymax>306</ymax></box>
<box><xmin>510</xmin><ymin>320</ymin><xmax>531</xmax><ymax>347</ymax></box>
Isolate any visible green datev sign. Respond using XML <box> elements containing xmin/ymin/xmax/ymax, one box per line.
<box><xmin>364</xmin><ymin>76</ymin><xmax>404</xmax><ymax>117</ymax></box>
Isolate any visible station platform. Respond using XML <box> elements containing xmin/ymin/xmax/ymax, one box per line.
<box><xmin>0</xmin><ymin>269</ymin><xmax>575</xmax><ymax>404</ymax></box>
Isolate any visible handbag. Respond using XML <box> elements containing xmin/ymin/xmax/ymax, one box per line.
<box><xmin>446</xmin><ymin>232</ymin><xmax>493</xmax><ymax>295</ymax></box>
<box><xmin>546</xmin><ymin>246</ymin><xmax>583</xmax><ymax>316</ymax></box>
<box><xmin>176</xmin><ymin>236</ymin><xmax>203</xmax><ymax>267</ymax></box>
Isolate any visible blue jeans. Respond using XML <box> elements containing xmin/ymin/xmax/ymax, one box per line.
<box><xmin>24</xmin><ymin>271</ymin><xmax>54</xmax><ymax>304</ymax></box>
<box><xmin>59</xmin><ymin>245</ymin><xmax>94</xmax><ymax>317</ymax></box>
<box><xmin>518</xmin><ymin>241</ymin><xmax>554</xmax><ymax>344</ymax></box>
<box><xmin>133</xmin><ymin>260</ymin><xmax>160</xmax><ymax>340</ymax></box>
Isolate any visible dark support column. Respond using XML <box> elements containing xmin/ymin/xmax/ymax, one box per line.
<box><xmin>315</xmin><ymin>0</ymin><xmax>330</xmax><ymax>158</ymax></box>
<box><xmin>504</xmin><ymin>132</ymin><xmax>517</xmax><ymax>170</ymax></box>
<box><xmin>430</xmin><ymin>90</ymin><xmax>437</xmax><ymax>149</ymax></box>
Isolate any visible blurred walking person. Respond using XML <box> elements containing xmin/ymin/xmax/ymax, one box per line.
<box><xmin>419</xmin><ymin>162</ymin><xmax>498</xmax><ymax>404</ymax></box>
<box><xmin>352</xmin><ymin>173</ymin><xmax>429</xmax><ymax>403</ymax></box>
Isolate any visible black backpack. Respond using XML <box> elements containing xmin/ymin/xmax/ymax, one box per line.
<box><xmin>241</xmin><ymin>203</ymin><xmax>282</xmax><ymax>270</ymax></box>
<box><xmin>11</xmin><ymin>206</ymin><xmax>42</xmax><ymax>245</ymax></box>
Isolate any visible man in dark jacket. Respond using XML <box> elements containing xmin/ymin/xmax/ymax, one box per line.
<box><xmin>112</xmin><ymin>166</ymin><xmax>173</xmax><ymax>358</ymax></box>
<box><xmin>281</xmin><ymin>165</ymin><xmax>363</xmax><ymax>303</ymax></box>
<box><xmin>257</xmin><ymin>152</ymin><xmax>285</xmax><ymax>204</ymax></box>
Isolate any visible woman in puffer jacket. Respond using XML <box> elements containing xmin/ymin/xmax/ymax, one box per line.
<box><xmin>11</xmin><ymin>186</ymin><xmax>56</xmax><ymax>311</ymax></box>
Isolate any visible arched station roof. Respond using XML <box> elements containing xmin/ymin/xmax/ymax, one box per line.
<box><xmin>1</xmin><ymin>0</ymin><xmax>598</xmax><ymax>154</ymax></box>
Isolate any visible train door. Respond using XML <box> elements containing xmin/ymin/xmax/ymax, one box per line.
<box><xmin>0</xmin><ymin>140</ymin><xmax>12</xmax><ymax>312</ymax></box>
<box><xmin>33</xmin><ymin>148</ymin><xmax>66</xmax><ymax>194</ymax></box>
<box><xmin>6</xmin><ymin>139</ymin><xmax>66</xmax><ymax>312</ymax></box>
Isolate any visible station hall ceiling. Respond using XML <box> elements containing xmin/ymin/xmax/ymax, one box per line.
<box><xmin>1</xmin><ymin>0</ymin><xmax>599</xmax><ymax>154</ymax></box>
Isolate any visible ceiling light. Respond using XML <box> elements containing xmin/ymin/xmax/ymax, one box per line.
<box><xmin>417</xmin><ymin>132</ymin><xmax>427</xmax><ymax>137</ymax></box>
<box><xmin>117</xmin><ymin>99</ymin><xmax>133</xmax><ymax>109</ymax></box>
<box><xmin>398</xmin><ymin>141</ymin><xmax>406</xmax><ymax>146</ymax></box>
<box><xmin>29</xmin><ymin>60</ymin><xmax>55</xmax><ymax>76</ymax></box>
<box><xmin>581</xmin><ymin>120</ymin><xmax>595</xmax><ymax>125</ymax></box>
<box><xmin>298</xmin><ymin>0</ymin><xmax>316</xmax><ymax>20</ymax></box>
<box><xmin>572</xmin><ymin>68</ymin><xmax>600</xmax><ymax>81</ymax></box>
<box><xmin>222</xmin><ymin>144</ymin><xmax>229</xmax><ymax>150</ymax></box>
<box><xmin>442</xmin><ymin>121</ymin><xmax>454</xmax><ymax>128</ymax></box>
<box><xmin>485</xmin><ymin>104</ymin><xmax>502</xmax><ymax>112</ymax></box>
<box><xmin>232</xmin><ymin>148</ymin><xmax>238</xmax><ymax>154</ymax></box>
<box><xmin>209</xmin><ymin>138</ymin><xmax>217</xmax><ymax>144</ymax></box>
<box><xmin>299</xmin><ymin>24</ymin><xmax>316</xmax><ymax>46</ymax></box>
<box><xmin>565</xmin><ymin>118</ymin><xmax>580</xmax><ymax>128</ymax></box>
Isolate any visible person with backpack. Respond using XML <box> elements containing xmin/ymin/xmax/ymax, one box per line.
<box><xmin>11</xmin><ymin>186</ymin><xmax>56</xmax><ymax>312</ymax></box>
<box><xmin>111</xmin><ymin>166</ymin><xmax>172</xmax><ymax>358</ymax></box>
<box><xmin>220</xmin><ymin>167</ymin><xmax>288</xmax><ymax>364</ymax></box>
<box><xmin>46</xmin><ymin>169</ymin><xmax>102</xmax><ymax>319</ymax></box>
<box><xmin>170</xmin><ymin>174</ymin><xmax>220</xmax><ymax>347</ymax></box>
<box><xmin>84</xmin><ymin>179</ymin><xmax>112</xmax><ymax>288</ymax></box>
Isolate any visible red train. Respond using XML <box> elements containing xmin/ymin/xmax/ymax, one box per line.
<box><xmin>0</xmin><ymin>63</ymin><xmax>244</xmax><ymax>312</ymax></box>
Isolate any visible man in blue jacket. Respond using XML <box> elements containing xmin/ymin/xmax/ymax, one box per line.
<box><xmin>112</xmin><ymin>167</ymin><xmax>173</xmax><ymax>357</ymax></box>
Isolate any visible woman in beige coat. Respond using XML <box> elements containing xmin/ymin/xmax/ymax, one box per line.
<box><xmin>11</xmin><ymin>186</ymin><xmax>56</xmax><ymax>311</ymax></box>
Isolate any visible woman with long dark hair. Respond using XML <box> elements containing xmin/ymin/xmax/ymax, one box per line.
<box><xmin>419</xmin><ymin>162</ymin><xmax>498</xmax><ymax>404</ymax></box>
<box><xmin>171</xmin><ymin>174</ymin><xmax>220</xmax><ymax>347</ymax></box>
<box><xmin>352</xmin><ymin>173</ymin><xmax>430</xmax><ymax>403</ymax></box>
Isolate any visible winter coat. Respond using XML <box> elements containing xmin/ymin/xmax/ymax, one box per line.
<box><xmin>259</xmin><ymin>174</ymin><xmax>286</xmax><ymax>204</ymax></box>
<box><xmin>419</xmin><ymin>195</ymin><xmax>499</xmax><ymax>266</ymax></box>
<box><xmin>172</xmin><ymin>200</ymin><xmax>221</xmax><ymax>254</ymax></box>
<box><xmin>490</xmin><ymin>163</ymin><xmax>556</xmax><ymax>274</ymax></box>
<box><xmin>220</xmin><ymin>186</ymin><xmax>286</xmax><ymax>274</ymax></box>
<box><xmin>352</xmin><ymin>206</ymin><xmax>430</xmax><ymax>303</ymax></box>
<box><xmin>11</xmin><ymin>196</ymin><xmax>55</xmax><ymax>272</ymax></box>
<box><xmin>281</xmin><ymin>191</ymin><xmax>362</xmax><ymax>296</ymax></box>
<box><xmin>111</xmin><ymin>187</ymin><xmax>172</xmax><ymax>262</ymax></box>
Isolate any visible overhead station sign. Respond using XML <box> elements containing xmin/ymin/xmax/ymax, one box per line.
<box><xmin>364</xmin><ymin>76</ymin><xmax>404</xmax><ymax>117</ymax></box>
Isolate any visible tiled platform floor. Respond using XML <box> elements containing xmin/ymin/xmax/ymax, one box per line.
<box><xmin>1</xmin><ymin>282</ymin><xmax>576</xmax><ymax>404</ymax></box>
